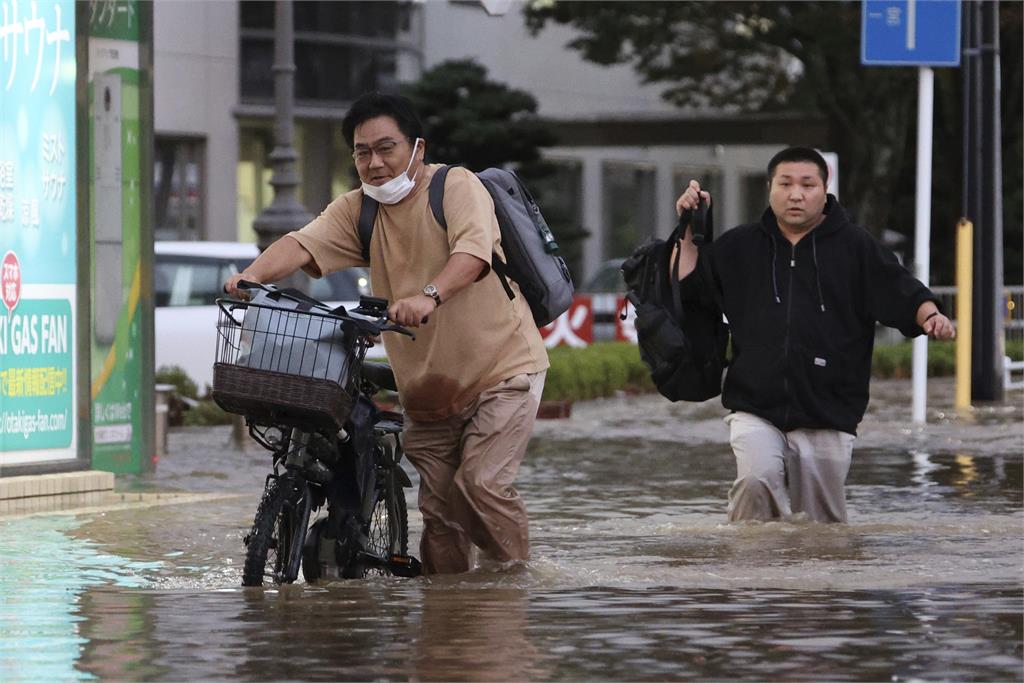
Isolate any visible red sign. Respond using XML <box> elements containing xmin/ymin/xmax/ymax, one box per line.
<box><xmin>1</xmin><ymin>251</ymin><xmax>20</xmax><ymax>315</ymax></box>
<box><xmin>539</xmin><ymin>295</ymin><xmax>593</xmax><ymax>347</ymax></box>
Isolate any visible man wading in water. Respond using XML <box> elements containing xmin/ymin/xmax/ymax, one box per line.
<box><xmin>675</xmin><ymin>147</ymin><xmax>955</xmax><ymax>522</ymax></box>
<box><xmin>226</xmin><ymin>93</ymin><xmax>548</xmax><ymax>572</ymax></box>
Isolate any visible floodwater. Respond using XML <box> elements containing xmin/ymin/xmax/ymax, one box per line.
<box><xmin>1</xmin><ymin>378</ymin><xmax>1021</xmax><ymax>681</ymax></box>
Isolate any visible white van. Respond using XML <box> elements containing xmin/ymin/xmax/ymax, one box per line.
<box><xmin>155</xmin><ymin>241</ymin><xmax>374</xmax><ymax>394</ymax></box>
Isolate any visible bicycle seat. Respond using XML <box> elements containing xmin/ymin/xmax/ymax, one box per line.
<box><xmin>363</xmin><ymin>362</ymin><xmax>397</xmax><ymax>392</ymax></box>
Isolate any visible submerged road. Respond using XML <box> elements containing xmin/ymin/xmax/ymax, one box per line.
<box><xmin>1</xmin><ymin>378</ymin><xmax>1021</xmax><ymax>681</ymax></box>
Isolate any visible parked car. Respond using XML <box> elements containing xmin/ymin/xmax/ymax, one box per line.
<box><xmin>578</xmin><ymin>258</ymin><xmax>627</xmax><ymax>341</ymax></box>
<box><xmin>155</xmin><ymin>241</ymin><xmax>374</xmax><ymax>394</ymax></box>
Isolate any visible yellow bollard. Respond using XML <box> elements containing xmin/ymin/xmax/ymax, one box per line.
<box><xmin>955</xmin><ymin>219</ymin><xmax>973</xmax><ymax>411</ymax></box>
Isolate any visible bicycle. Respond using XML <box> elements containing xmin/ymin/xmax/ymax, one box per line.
<box><xmin>212</xmin><ymin>281</ymin><xmax>422</xmax><ymax>586</ymax></box>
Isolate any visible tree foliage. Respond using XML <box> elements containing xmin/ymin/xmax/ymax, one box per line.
<box><xmin>402</xmin><ymin>58</ymin><xmax>556</xmax><ymax>172</ymax></box>
<box><xmin>526</xmin><ymin>1</ymin><xmax>1022</xmax><ymax>283</ymax></box>
<box><xmin>402</xmin><ymin>59</ymin><xmax>588</xmax><ymax>275</ymax></box>
<box><xmin>525</xmin><ymin>1</ymin><xmax>918</xmax><ymax>233</ymax></box>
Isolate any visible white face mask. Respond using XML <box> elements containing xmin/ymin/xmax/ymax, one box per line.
<box><xmin>361</xmin><ymin>138</ymin><xmax>422</xmax><ymax>205</ymax></box>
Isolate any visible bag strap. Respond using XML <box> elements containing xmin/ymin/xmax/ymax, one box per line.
<box><xmin>690</xmin><ymin>200</ymin><xmax>713</xmax><ymax>247</ymax></box>
<box><xmin>691</xmin><ymin>199</ymin><xmax>725</xmax><ymax>313</ymax></box>
<box><xmin>427</xmin><ymin>164</ymin><xmax>451</xmax><ymax>229</ymax></box>
<box><xmin>277</xmin><ymin>287</ymin><xmax>328</xmax><ymax>312</ymax></box>
<box><xmin>669</xmin><ymin>197</ymin><xmax>718</xmax><ymax>323</ymax></box>
<box><xmin>667</xmin><ymin>215</ymin><xmax>686</xmax><ymax>324</ymax></box>
<box><xmin>428</xmin><ymin>164</ymin><xmax>515</xmax><ymax>301</ymax></box>
<box><xmin>357</xmin><ymin>191</ymin><xmax>379</xmax><ymax>262</ymax></box>
<box><xmin>252</xmin><ymin>286</ymin><xmax>324</xmax><ymax>313</ymax></box>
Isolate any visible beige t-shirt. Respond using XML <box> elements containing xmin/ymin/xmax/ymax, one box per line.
<box><xmin>288</xmin><ymin>164</ymin><xmax>549</xmax><ymax>421</ymax></box>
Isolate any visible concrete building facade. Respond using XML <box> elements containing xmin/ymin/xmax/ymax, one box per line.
<box><xmin>153</xmin><ymin>0</ymin><xmax>826</xmax><ymax>282</ymax></box>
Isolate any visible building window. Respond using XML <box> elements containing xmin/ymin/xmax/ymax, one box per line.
<box><xmin>743</xmin><ymin>172</ymin><xmax>768</xmax><ymax>225</ymax></box>
<box><xmin>603</xmin><ymin>162</ymin><xmax>656</xmax><ymax>260</ymax></box>
<box><xmin>241</xmin><ymin>1</ymin><xmax>411</xmax><ymax>35</ymax></box>
<box><xmin>240</xmin><ymin>1</ymin><xmax>414</xmax><ymax>105</ymax></box>
<box><xmin>154</xmin><ymin>137</ymin><xmax>205</xmax><ymax>241</ymax></box>
<box><xmin>236</xmin><ymin>122</ymin><xmax>355</xmax><ymax>242</ymax></box>
<box><xmin>241</xmin><ymin>40</ymin><xmax>400</xmax><ymax>103</ymax></box>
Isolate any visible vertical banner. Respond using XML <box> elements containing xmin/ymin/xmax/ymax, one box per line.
<box><xmin>88</xmin><ymin>0</ymin><xmax>148</xmax><ymax>472</ymax></box>
<box><xmin>0</xmin><ymin>0</ymin><xmax>78</xmax><ymax>466</ymax></box>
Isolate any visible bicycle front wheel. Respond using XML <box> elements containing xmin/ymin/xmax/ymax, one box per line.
<box><xmin>242</xmin><ymin>473</ymin><xmax>310</xmax><ymax>586</ymax></box>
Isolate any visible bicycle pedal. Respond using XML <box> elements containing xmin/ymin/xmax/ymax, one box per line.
<box><xmin>387</xmin><ymin>554</ymin><xmax>422</xmax><ymax>578</ymax></box>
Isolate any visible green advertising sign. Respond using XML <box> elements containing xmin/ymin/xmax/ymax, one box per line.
<box><xmin>88</xmin><ymin>0</ymin><xmax>149</xmax><ymax>473</ymax></box>
<box><xmin>86</xmin><ymin>0</ymin><xmax>139</xmax><ymax>41</ymax></box>
<box><xmin>0</xmin><ymin>0</ymin><xmax>79</xmax><ymax>466</ymax></box>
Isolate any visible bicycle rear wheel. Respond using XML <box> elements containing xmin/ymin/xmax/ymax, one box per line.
<box><xmin>242</xmin><ymin>472</ymin><xmax>310</xmax><ymax>586</ymax></box>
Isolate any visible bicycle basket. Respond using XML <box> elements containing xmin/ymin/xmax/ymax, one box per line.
<box><xmin>211</xmin><ymin>294</ymin><xmax>358</xmax><ymax>430</ymax></box>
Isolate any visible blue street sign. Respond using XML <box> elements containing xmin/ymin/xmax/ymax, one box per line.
<box><xmin>862</xmin><ymin>0</ymin><xmax>961</xmax><ymax>66</ymax></box>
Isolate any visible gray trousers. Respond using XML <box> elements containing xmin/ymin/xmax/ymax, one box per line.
<box><xmin>725</xmin><ymin>412</ymin><xmax>855</xmax><ymax>523</ymax></box>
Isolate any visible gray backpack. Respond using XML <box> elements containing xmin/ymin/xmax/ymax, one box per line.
<box><xmin>357</xmin><ymin>165</ymin><xmax>574</xmax><ymax>327</ymax></box>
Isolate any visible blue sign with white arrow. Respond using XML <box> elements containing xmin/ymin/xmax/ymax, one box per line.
<box><xmin>862</xmin><ymin>0</ymin><xmax>961</xmax><ymax>66</ymax></box>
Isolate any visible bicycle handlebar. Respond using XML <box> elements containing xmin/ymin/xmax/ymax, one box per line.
<box><xmin>217</xmin><ymin>288</ymin><xmax>416</xmax><ymax>342</ymax></box>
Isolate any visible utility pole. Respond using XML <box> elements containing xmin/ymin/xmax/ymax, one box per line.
<box><xmin>252</xmin><ymin>0</ymin><xmax>312</xmax><ymax>255</ymax></box>
<box><xmin>964</xmin><ymin>0</ymin><xmax>1005</xmax><ymax>401</ymax></box>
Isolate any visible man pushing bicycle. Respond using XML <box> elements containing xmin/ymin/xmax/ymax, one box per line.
<box><xmin>225</xmin><ymin>92</ymin><xmax>548</xmax><ymax>574</ymax></box>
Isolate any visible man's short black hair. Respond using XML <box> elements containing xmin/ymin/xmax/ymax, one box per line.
<box><xmin>767</xmin><ymin>147</ymin><xmax>829</xmax><ymax>184</ymax></box>
<box><xmin>341</xmin><ymin>92</ymin><xmax>424</xmax><ymax>148</ymax></box>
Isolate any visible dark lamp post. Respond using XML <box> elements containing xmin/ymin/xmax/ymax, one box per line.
<box><xmin>252</xmin><ymin>0</ymin><xmax>312</xmax><ymax>253</ymax></box>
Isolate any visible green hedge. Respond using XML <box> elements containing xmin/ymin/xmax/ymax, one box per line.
<box><xmin>155</xmin><ymin>365</ymin><xmax>199</xmax><ymax>400</ymax></box>
<box><xmin>183</xmin><ymin>400</ymin><xmax>233</xmax><ymax>426</ymax></box>
<box><xmin>542</xmin><ymin>342</ymin><xmax>653</xmax><ymax>401</ymax></box>
<box><xmin>156</xmin><ymin>365</ymin><xmax>232</xmax><ymax>426</ymax></box>
<box><xmin>541</xmin><ymin>339</ymin><xmax>1024</xmax><ymax>401</ymax></box>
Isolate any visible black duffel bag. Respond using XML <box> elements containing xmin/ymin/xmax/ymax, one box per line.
<box><xmin>621</xmin><ymin>200</ymin><xmax>728</xmax><ymax>402</ymax></box>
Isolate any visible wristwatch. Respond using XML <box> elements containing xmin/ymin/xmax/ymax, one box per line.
<box><xmin>422</xmin><ymin>283</ymin><xmax>442</xmax><ymax>307</ymax></box>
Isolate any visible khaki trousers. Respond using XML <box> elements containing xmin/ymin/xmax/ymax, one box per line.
<box><xmin>725</xmin><ymin>411</ymin><xmax>855</xmax><ymax>523</ymax></box>
<box><xmin>402</xmin><ymin>372</ymin><xmax>545</xmax><ymax>574</ymax></box>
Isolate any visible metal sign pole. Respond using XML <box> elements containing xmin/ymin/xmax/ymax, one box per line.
<box><xmin>911</xmin><ymin>66</ymin><xmax>934</xmax><ymax>423</ymax></box>
<box><xmin>862</xmin><ymin>0</ymin><xmax>961</xmax><ymax>423</ymax></box>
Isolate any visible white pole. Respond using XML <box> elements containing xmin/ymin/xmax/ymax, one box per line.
<box><xmin>912</xmin><ymin>66</ymin><xmax>934</xmax><ymax>424</ymax></box>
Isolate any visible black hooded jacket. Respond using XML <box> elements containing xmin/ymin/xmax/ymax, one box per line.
<box><xmin>710</xmin><ymin>196</ymin><xmax>937</xmax><ymax>435</ymax></box>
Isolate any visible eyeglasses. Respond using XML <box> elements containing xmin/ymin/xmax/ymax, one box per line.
<box><xmin>352</xmin><ymin>138</ymin><xmax>409</xmax><ymax>163</ymax></box>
